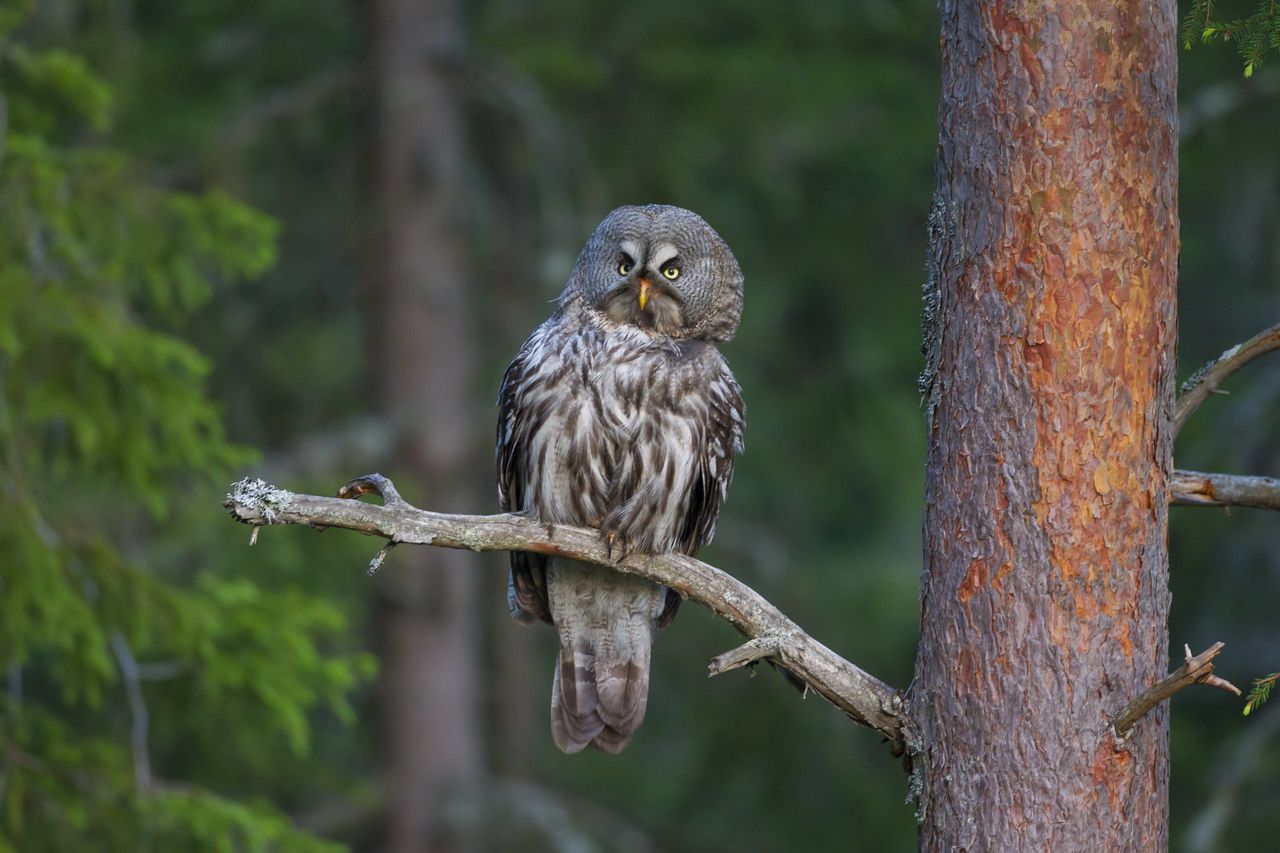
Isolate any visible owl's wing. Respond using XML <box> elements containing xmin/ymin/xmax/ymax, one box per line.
<box><xmin>497</xmin><ymin>328</ymin><xmax>554</xmax><ymax>624</ymax></box>
<box><xmin>678</xmin><ymin>356</ymin><xmax>746</xmax><ymax>557</ymax></box>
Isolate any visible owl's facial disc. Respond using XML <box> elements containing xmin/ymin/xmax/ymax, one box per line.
<box><xmin>571</xmin><ymin>206</ymin><xmax>741</xmax><ymax>340</ymax></box>
<box><xmin>600</xmin><ymin>245</ymin><xmax>686</xmax><ymax>335</ymax></box>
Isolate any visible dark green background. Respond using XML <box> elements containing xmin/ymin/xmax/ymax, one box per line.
<box><xmin>3</xmin><ymin>0</ymin><xmax>1278</xmax><ymax>849</ymax></box>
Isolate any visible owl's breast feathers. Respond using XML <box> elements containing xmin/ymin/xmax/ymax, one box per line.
<box><xmin>497</xmin><ymin>312</ymin><xmax>744</xmax><ymax>623</ymax></box>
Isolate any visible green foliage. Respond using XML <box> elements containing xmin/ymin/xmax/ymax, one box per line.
<box><xmin>1243</xmin><ymin>672</ymin><xmax>1278</xmax><ymax>715</ymax></box>
<box><xmin>0</xmin><ymin>703</ymin><xmax>345</xmax><ymax>852</ymax></box>
<box><xmin>179</xmin><ymin>575</ymin><xmax>377</xmax><ymax>755</ymax></box>
<box><xmin>0</xmin><ymin>8</ymin><xmax>371</xmax><ymax>850</ymax></box>
<box><xmin>1183</xmin><ymin>0</ymin><xmax>1280</xmax><ymax>76</ymax></box>
<box><xmin>4</xmin><ymin>0</ymin><xmax>1276</xmax><ymax>850</ymax></box>
<box><xmin>138</xmin><ymin>788</ymin><xmax>346</xmax><ymax>853</ymax></box>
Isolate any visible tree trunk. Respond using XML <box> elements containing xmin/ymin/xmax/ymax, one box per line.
<box><xmin>910</xmin><ymin>1</ymin><xmax>1178</xmax><ymax>849</ymax></box>
<box><xmin>369</xmin><ymin>0</ymin><xmax>480</xmax><ymax>849</ymax></box>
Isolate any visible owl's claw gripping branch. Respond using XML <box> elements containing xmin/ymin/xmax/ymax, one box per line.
<box><xmin>222</xmin><ymin>475</ymin><xmax>913</xmax><ymax>753</ymax></box>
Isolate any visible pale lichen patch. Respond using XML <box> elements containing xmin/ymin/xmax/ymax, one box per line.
<box><xmin>225</xmin><ymin>477</ymin><xmax>294</xmax><ymax>525</ymax></box>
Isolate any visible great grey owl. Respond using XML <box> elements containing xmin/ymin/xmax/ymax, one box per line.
<box><xmin>496</xmin><ymin>204</ymin><xmax>745</xmax><ymax>754</ymax></box>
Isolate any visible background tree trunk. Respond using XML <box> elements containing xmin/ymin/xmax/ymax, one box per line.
<box><xmin>910</xmin><ymin>1</ymin><xmax>1179</xmax><ymax>849</ymax></box>
<box><xmin>369</xmin><ymin>0</ymin><xmax>481</xmax><ymax>849</ymax></box>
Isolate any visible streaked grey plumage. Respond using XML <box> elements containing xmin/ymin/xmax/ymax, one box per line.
<box><xmin>497</xmin><ymin>204</ymin><xmax>745</xmax><ymax>754</ymax></box>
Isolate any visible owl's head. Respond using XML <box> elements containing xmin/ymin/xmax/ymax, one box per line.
<box><xmin>563</xmin><ymin>204</ymin><xmax>744</xmax><ymax>342</ymax></box>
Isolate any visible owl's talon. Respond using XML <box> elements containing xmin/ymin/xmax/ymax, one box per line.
<box><xmin>602</xmin><ymin>530</ymin><xmax>631</xmax><ymax>563</ymax></box>
<box><xmin>604</xmin><ymin>530</ymin><xmax>625</xmax><ymax>561</ymax></box>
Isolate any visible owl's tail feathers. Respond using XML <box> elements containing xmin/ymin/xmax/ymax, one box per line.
<box><xmin>549</xmin><ymin>631</ymin><xmax>652</xmax><ymax>755</ymax></box>
<box><xmin>550</xmin><ymin>647</ymin><xmax>603</xmax><ymax>753</ymax></box>
<box><xmin>589</xmin><ymin>653</ymin><xmax>650</xmax><ymax>754</ymax></box>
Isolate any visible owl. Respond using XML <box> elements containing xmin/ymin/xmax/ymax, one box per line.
<box><xmin>496</xmin><ymin>204</ymin><xmax>745</xmax><ymax>754</ymax></box>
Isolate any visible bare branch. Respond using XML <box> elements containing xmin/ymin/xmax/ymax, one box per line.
<box><xmin>6</xmin><ymin>662</ymin><xmax>20</xmax><ymax>712</ymax></box>
<box><xmin>220</xmin><ymin>66</ymin><xmax>357</xmax><ymax>153</ymax></box>
<box><xmin>1113</xmin><ymin>642</ymin><xmax>1241</xmax><ymax>737</ymax></box>
<box><xmin>223</xmin><ymin>475</ymin><xmax>910</xmax><ymax>750</ymax></box>
<box><xmin>161</xmin><ymin>65</ymin><xmax>362</xmax><ymax>186</ymax></box>
<box><xmin>109</xmin><ymin>632</ymin><xmax>153</xmax><ymax>792</ymax></box>
<box><xmin>1170</xmin><ymin>470</ymin><xmax>1280</xmax><ymax>511</ymax></box>
<box><xmin>1175</xmin><ymin>321</ymin><xmax>1280</xmax><ymax>436</ymax></box>
<box><xmin>708</xmin><ymin>635</ymin><xmax>782</xmax><ymax>677</ymax></box>
<box><xmin>0</xmin><ymin>90</ymin><xmax>7</xmax><ymax>166</ymax></box>
<box><xmin>336</xmin><ymin>472</ymin><xmax>407</xmax><ymax>508</ymax></box>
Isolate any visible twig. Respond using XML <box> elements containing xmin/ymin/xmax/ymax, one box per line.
<box><xmin>491</xmin><ymin>778</ymin><xmax>659</xmax><ymax>852</ymax></box>
<box><xmin>109</xmin><ymin>632</ymin><xmax>153</xmax><ymax>792</ymax></box>
<box><xmin>336</xmin><ymin>472</ymin><xmax>406</xmax><ymax>508</ymax></box>
<box><xmin>220</xmin><ymin>66</ymin><xmax>357</xmax><ymax>152</ymax></box>
<box><xmin>1113</xmin><ymin>642</ymin><xmax>1241</xmax><ymax>737</ymax></box>
<box><xmin>1169</xmin><ymin>470</ymin><xmax>1280</xmax><ymax>511</ymax></box>
<box><xmin>136</xmin><ymin>661</ymin><xmax>187</xmax><ymax>682</ymax></box>
<box><xmin>1175</xmin><ymin>321</ymin><xmax>1280</xmax><ymax>436</ymax></box>
<box><xmin>366</xmin><ymin>541</ymin><xmax>397</xmax><ymax>575</ymax></box>
<box><xmin>223</xmin><ymin>475</ymin><xmax>910</xmax><ymax>749</ymax></box>
<box><xmin>708</xmin><ymin>635</ymin><xmax>783</xmax><ymax>677</ymax></box>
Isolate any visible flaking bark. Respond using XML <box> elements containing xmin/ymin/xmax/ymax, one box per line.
<box><xmin>910</xmin><ymin>1</ymin><xmax>1178</xmax><ymax>848</ymax></box>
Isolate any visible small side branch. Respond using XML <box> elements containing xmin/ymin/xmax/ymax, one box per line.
<box><xmin>1170</xmin><ymin>470</ymin><xmax>1280</xmax><ymax>511</ymax></box>
<box><xmin>708</xmin><ymin>635</ymin><xmax>782</xmax><ymax>677</ymax></box>
<box><xmin>223</xmin><ymin>476</ymin><xmax>910</xmax><ymax>751</ymax></box>
<box><xmin>1113</xmin><ymin>642</ymin><xmax>1241</xmax><ymax>737</ymax></box>
<box><xmin>1174</xmin><ymin>321</ymin><xmax>1280</xmax><ymax>436</ymax></box>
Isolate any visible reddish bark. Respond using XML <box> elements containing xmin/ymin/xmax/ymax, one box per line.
<box><xmin>910</xmin><ymin>1</ymin><xmax>1178</xmax><ymax>849</ymax></box>
<box><xmin>369</xmin><ymin>0</ymin><xmax>481</xmax><ymax>849</ymax></box>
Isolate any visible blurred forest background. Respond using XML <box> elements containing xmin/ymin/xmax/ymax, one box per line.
<box><xmin>2</xmin><ymin>0</ymin><xmax>1278</xmax><ymax>850</ymax></box>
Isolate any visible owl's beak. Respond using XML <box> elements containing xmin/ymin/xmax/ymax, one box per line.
<box><xmin>638</xmin><ymin>278</ymin><xmax>651</xmax><ymax>310</ymax></box>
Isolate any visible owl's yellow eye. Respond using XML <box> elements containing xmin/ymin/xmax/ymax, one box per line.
<box><xmin>662</xmin><ymin>265</ymin><xmax>681</xmax><ymax>280</ymax></box>
<box><xmin>618</xmin><ymin>261</ymin><xmax>633</xmax><ymax>276</ymax></box>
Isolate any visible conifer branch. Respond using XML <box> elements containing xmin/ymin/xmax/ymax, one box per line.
<box><xmin>222</xmin><ymin>475</ymin><xmax>911</xmax><ymax>751</ymax></box>
<box><xmin>1243</xmin><ymin>672</ymin><xmax>1279</xmax><ymax>716</ymax></box>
